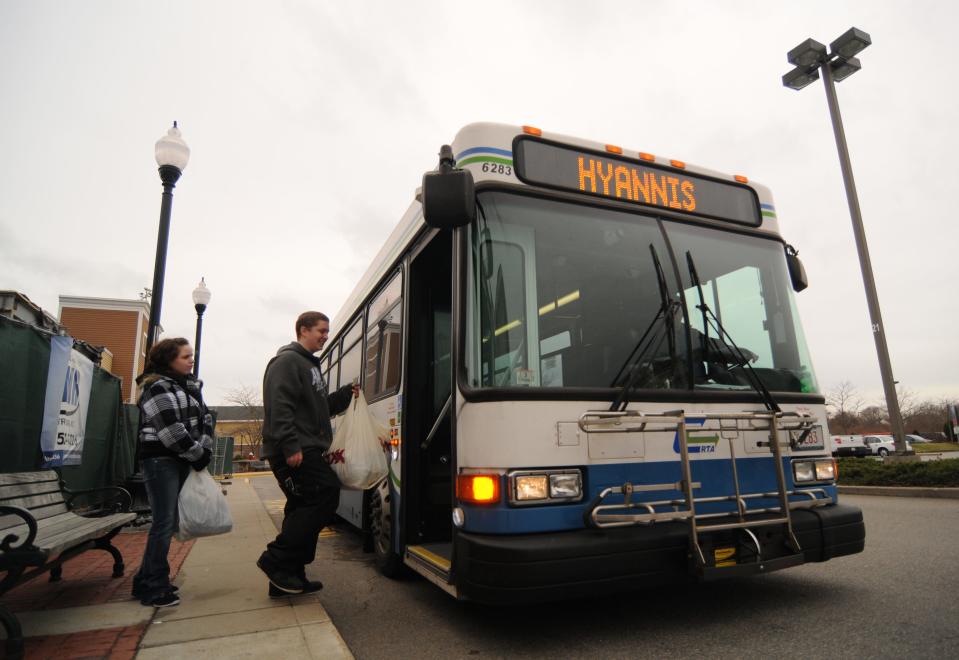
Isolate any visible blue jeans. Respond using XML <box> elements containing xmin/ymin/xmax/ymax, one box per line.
<box><xmin>133</xmin><ymin>457</ymin><xmax>189</xmax><ymax>600</ymax></box>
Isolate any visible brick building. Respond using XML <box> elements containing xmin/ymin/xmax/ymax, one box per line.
<box><xmin>58</xmin><ymin>296</ymin><xmax>151</xmax><ymax>403</ymax></box>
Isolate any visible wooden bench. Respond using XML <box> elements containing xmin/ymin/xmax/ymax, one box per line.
<box><xmin>0</xmin><ymin>470</ymin><xmax>136</xmax><ymax>659</ymax></box>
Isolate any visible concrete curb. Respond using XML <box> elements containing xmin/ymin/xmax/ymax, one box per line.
<box><xmin>838</xmin><ymin>485</ymin><xmax>959</xmax><ymax>499</ymax></box>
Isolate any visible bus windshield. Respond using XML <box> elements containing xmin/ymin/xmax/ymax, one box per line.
<box><xmin>466</xmin><ymin>191</ymin><xmax>819</xmax><ymax>395</ymax></box>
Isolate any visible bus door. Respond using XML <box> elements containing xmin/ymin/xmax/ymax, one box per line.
<box><xmin>402</xmin><ymin>230</ymin><xmax>454</xmax><ymax>576</ymax></box>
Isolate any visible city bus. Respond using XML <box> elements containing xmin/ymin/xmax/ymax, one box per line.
<box><xmin>320</xmin><ymin>122</ymin><xmax>864</xmax><ymax>603</ymax></box>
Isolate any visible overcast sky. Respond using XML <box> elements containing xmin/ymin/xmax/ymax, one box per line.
<box><xmin>2</xmin><ymin>0</ymin><xmax>956</xmax><ymax>407</ymax></box>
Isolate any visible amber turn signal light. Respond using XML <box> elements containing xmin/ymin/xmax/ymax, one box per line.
<box><xmin>456</xmin><ymin>474</ymin><xmax>501</xmax><ymax>504</ymax></box>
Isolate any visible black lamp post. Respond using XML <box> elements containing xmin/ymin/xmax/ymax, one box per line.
<box><xmin>129</xmin><ymin>123</ymin><xmax>192</xmax><ymax>518</ymax></box>
<box><xmin>782</xmin><ymin>28</ymin><xmax>909</xmax><ymax>456</ymax></box>
<box><xmin>145</xmin><ymin>122</ymin><xmax>191</xmax><ymax>355</ymax></box>
<box><xmin>192</xmin><ymin>278</ymin><xmax>211</xmax><ymax>378</ymax></box>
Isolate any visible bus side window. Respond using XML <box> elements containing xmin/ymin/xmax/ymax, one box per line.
<box><xmin>339</xmin><ymin>317</ymin><xmax>364</xmax><ymax>392</ymax></box>
<box><xmin>364</xmin><ymin>272</ymin><xmax>403</xmax><ymax>401</ymax></box>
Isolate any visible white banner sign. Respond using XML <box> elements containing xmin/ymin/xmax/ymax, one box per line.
<box><xmin>40</xmin><ymin>336</ymin><xmax>94</xmax><ymax>467</ymax></box>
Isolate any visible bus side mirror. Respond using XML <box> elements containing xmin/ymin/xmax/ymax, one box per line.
<box><xmin>422</xmin><ymin>145</ymin><xmax>476</xmax><ymax>229</ymax></box>
<box><xmin>785</xmin><ymin>244</ymin><xmax>808</xmax><ymax>292</ymax></box>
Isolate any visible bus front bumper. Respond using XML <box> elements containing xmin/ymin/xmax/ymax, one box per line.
<box><xmin>453</xmin><ymin>502</ymin><xmax>864</xmax><ymax>604</ymax></box>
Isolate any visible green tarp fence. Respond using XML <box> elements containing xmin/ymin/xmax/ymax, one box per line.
<box><xmin>0</xmin><ymin>316</ymin><xmax>136</xmax><ymax>497</ymax></box>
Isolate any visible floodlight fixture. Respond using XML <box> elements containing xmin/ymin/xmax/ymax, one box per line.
<box><xmin>830</xmin><ymin>56</ymin><xmax>862</xmax><ymax>83</ymax></box>
<box><xmin>830</xmin><ymin>27</ymin><xmax>871</xmax><ymax>60</ymax></box>
<box><xmin>782</xmin><ymin>66</ymin><xmax>821</xmax><ymax>91</ymax></box>
<box><xmin>787</xmin><ymin>38</ymin><xmax>827</xmax><ymax>68</ymax></box>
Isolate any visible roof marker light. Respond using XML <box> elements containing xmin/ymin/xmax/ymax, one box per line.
<box><xmin>639</xmin><ymin>152</ymin><xmax>655</xmax><ymax>162</ymax></box>
<box><xmin>605</xmin><ymin>144</ymin><xmax>623</xmax><ymax>155</ymax></box>
<box><xmin>734</xmin><ymin>174</ymin><xmax>749</xmax><ymax>183</ymax></box>
<box><xmin>670</xmin><ymin>159</ymin><xmax>686</xmax><ymax>169</ymax></box>
<box><xmin>523</xmin><ymin>125</ymin><xmax>542</xmax><ymax>137</ymax></box>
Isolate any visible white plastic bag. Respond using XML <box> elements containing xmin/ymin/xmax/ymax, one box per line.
<box><xmin>326</xmin><ymin>392</ymin><xmax>389</xmax><ymax>490</ymax></box>
<box><xmin>176</xmin><ymin>469</ymin><xmax>233</xmax><ymax>541</ymax></box>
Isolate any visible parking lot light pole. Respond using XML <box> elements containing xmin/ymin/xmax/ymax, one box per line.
<box><xmin>192</xmin><ymin>278</ymin><xmax>211</xmax><ymax>378</ymax></box>
<box><xmin>782</xmin><ymin>28</ymin><xmax>909</xmax><ymax>455</ymax></box>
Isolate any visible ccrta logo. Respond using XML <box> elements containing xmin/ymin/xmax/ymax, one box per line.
<box><xmin>672</xmin><ymin>417</ymin><xmax>720</xmax><ymax>454</ymax></box>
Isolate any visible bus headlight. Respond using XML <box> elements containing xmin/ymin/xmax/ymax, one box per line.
<box><xmin>793</xmin><ymin>459</ymin><xmax>835</xmax><ymax>483</ymax></box>
<box><xmin>515</xmin><ymin>475</ymin><xmax>549</xmax><ymax>501</ymax></box>
<box><xmin>793</xmin><ymin>461</ymin><xmax>815</xmax><ymax>483</ymax></box>
<box><xmin>509</xmin><ymin>469</ymin><xmax>582</xmax><ymax>505</ymax></box>
<box><xmin>550</xmin><ymin>472</ymin><xmax>582</xmax><ymax>499</ymax></box>
<box><xmin>815</xmin><ymin>460</ymin><xmax>836</xmax><ymax>481</ymax></box>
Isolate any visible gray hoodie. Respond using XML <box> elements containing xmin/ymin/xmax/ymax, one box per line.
<box><xmin>261</xmin><ymin>342</ymin><xmax>353</xmax><ymax>459</ymax></box>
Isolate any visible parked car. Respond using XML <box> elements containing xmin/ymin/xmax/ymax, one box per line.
<box><xmin>863</xmin><ymin>434</ymin><xmax>913</xmax><ymax>457</ymax></box>
<box><xmin>830</xmin><ymin>434</ymin><xmax>871</xmax><ymax>457</ymax></box>
<box><xmin>906</xmin><ymin>434</ymin><xmax>931</xmax><ymax>444</ymax></box>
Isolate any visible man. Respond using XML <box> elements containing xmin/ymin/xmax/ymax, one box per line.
<box><xmin>257</xmin><ymin>311</ymin><xmax>358</xmax><ymax>596</ymax></box>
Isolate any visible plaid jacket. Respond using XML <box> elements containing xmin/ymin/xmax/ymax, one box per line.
<box><xmin>137</xmin><ymin>374</ymin><xmax>214</xmax><ymax>462</ymax></box>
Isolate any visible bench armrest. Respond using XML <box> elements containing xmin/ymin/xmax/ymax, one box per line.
<box><xmin>63</xmin><ymin>486</ymin><xmax>134</xmax><ymax>515</ymax></box>
<box><xmin>0</xmin><ymin>504</ymin><xmax>39</xmax><ymax>552</ymax></box>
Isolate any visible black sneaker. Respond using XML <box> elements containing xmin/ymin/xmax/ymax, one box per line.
<box><xmin>256</xmin><ymin>557</ymin><xmax>305</xmax><ymax>594</ymax></box>
<box><xmin>295</xmin><ymin>569</ymin><xmax>323</xmax><ymax>593</ymax></box>
<box><xmin>269</xmin><ymin>579</ymin><xmax>322</xmax><ymax>599</ymax></box>
<box><xmin>141</xmin><ymin>591</ymin><xmax>180</xmax><ymax>608</ymax></box>
<box><xmin>132</xmin><ymin>584</ymin><xmax>178</xmax><ymax>600</ymax></box>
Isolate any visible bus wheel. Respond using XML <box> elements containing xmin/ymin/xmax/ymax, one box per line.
<box><xmin>370</xmin><ymin>479</ymin><xmax>404</xmax><ymax>577</ymax></box>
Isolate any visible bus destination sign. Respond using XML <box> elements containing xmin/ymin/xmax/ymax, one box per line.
<box><xmin>514</xmin><ymin>138</ymin><xmax>761</xmax><ymax>226</ymax></box>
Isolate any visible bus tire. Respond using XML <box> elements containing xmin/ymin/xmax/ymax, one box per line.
<box><xmin>370</xmin><ymin>478</ymin><xmax>404</xmax><ymax>577</ymax></box>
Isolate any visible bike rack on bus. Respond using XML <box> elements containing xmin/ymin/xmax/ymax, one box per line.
<box><xmin>578</xmin><ymin>409</ymin><xmax>832</xmax><ymax>572</ymax></box>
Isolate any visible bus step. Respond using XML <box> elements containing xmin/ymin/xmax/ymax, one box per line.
<box><xmin>406</xmin><ymin>543</ymin><xmax>452</xmax><ymax>573</ymax></box>
<box><xmin>698</xmin><ymin>552</ymin><xmax>806</xmax><ymax>580</ymax></box>
<box><xmin>405</xmin><ymin>544</ymin><xmax>456</xmax><ymax>597</ymax></box>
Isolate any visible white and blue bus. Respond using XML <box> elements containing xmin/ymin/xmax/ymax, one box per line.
<box><xmin>321</xmin><ymin>123</ymin><xmax>864</xmax><ymax>603</ymax></box>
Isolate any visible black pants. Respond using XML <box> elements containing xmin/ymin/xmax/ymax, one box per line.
<box><xmin>262</xmin><ymin>447</ymin><xmax>340</xmax><ymax>572</ymax></box>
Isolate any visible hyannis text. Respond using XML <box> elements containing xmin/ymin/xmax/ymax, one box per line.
<box><xmin>577</xmin><ymin>156</ymin><xmax>696</xmax><ymax>212</ymax></box>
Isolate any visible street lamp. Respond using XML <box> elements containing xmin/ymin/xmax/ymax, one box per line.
<box><xmin>146</xmin><ymin>122</ymin><xmax>191</xmax><ymax>356</ymax></box>
<box><xmin>782</xmin><ymin>28</ymin><xmax>910</xmax><ymax>456</ymax></box>
<box><xmin>192</xmin><ymin>277</ymin><xmax>211</xmax><ymax>378</ymax></box>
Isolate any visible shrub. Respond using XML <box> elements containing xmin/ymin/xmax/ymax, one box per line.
<box><xmin>837</xmin><ymin>458</ymin><xmax>959</xmax><ymax>487</ymax></box>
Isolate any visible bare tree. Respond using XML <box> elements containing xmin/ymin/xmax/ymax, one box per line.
<box><xmin>826</xmin><ymin>381</ymin><xmax>862</xmax><ymax>434</ymax></box>
<box><xmin>224</xmin><ymin>384</ymin><xmax>264</xmax><ymax>458</ymax></box>
<box><xmin>857</xmin><ymin>405</ymin><xmax>888</xmax><ymax>432</ymax></box>
<box><xmin>895</xmin><ymin>385</ymin><xmax>919</xmax><ymax>421</ymax></box>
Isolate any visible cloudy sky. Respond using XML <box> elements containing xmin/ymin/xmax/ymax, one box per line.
<box><xmin>2</xmin><ymin>0</ymin><xmax>956</xmax><ymax>407</ymax></box>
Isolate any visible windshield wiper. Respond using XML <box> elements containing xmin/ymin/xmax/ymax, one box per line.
<box><xmin>610</xmin><ymin>244</ymin><xmax>681</xmax><ymax>411</ymax></box>
<box><xmin>685</xmin><ymin>251</ymin><xmax>780</xmax><ymax>413</ymax></box>
<box><xmin>475</xmin><ymin>200</ymin><xmax>497</xmax><ymax>386</ymax></box>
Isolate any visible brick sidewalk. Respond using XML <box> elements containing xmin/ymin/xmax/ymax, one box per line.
<box><xmin>1</xmin><ymin>528</ymin><xmax>195</xmax><ymax>659</ymax></box>
<box><xmin>22</xmin><ymin>623</ymin><xmax>148</xmax><ymax>660</ymax></box>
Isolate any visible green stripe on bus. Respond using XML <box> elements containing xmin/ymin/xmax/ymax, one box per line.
<box><xmin>761</xmin><ymin>210</ymin><xmax>777</xmax><ymax>218</ymax></box>
<box><xmin>458</xmin><ymin>155</ymin><xmax>514</xmax><ymax>167</ymax></box>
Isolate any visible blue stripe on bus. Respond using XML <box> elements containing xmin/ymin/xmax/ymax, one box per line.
<box><xmin>760</xmin><ymin>203</ymin><xmax>775</xmax><ymax>210</ymax></box>
<box><xmin>460</xmin><ymin>458</ymin><xmax>836</xmax><ymax>535</ymax></box>
<box><xmin>455</xmin><ymin>146</ymin><xmax>513</xmax><ymax>160</ymax></box>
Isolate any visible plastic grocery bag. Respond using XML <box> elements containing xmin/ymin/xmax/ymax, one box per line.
<box><xmin>325</xmin><ymin>392</ymin><xmax>389</xmax><ymax>490</ymax></box>
<box><xmin>176</xmin><ymin>469</ymin><xmax>233</xmax><ymax>541</ymax></box>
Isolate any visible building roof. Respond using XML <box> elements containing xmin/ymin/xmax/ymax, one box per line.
<box><xmin>58</xmin><ymin>295</ymin><xmax>151</xmax><ymax>316</ymax></box>
<box><xmin>0</xmin><ymin>290</ymin><xmax>64</xmax><ymax>333</ymax></box>
<box><xmin>210</xmin><ymin>405</ymin><xmax>264</xmax><ymax>421</ymax></box>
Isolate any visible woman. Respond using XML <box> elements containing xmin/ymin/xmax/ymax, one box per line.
<box><xmin>132</xmin><ymin>337</ymin><xmax>214</xmax><ymax>607</ymax></box>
